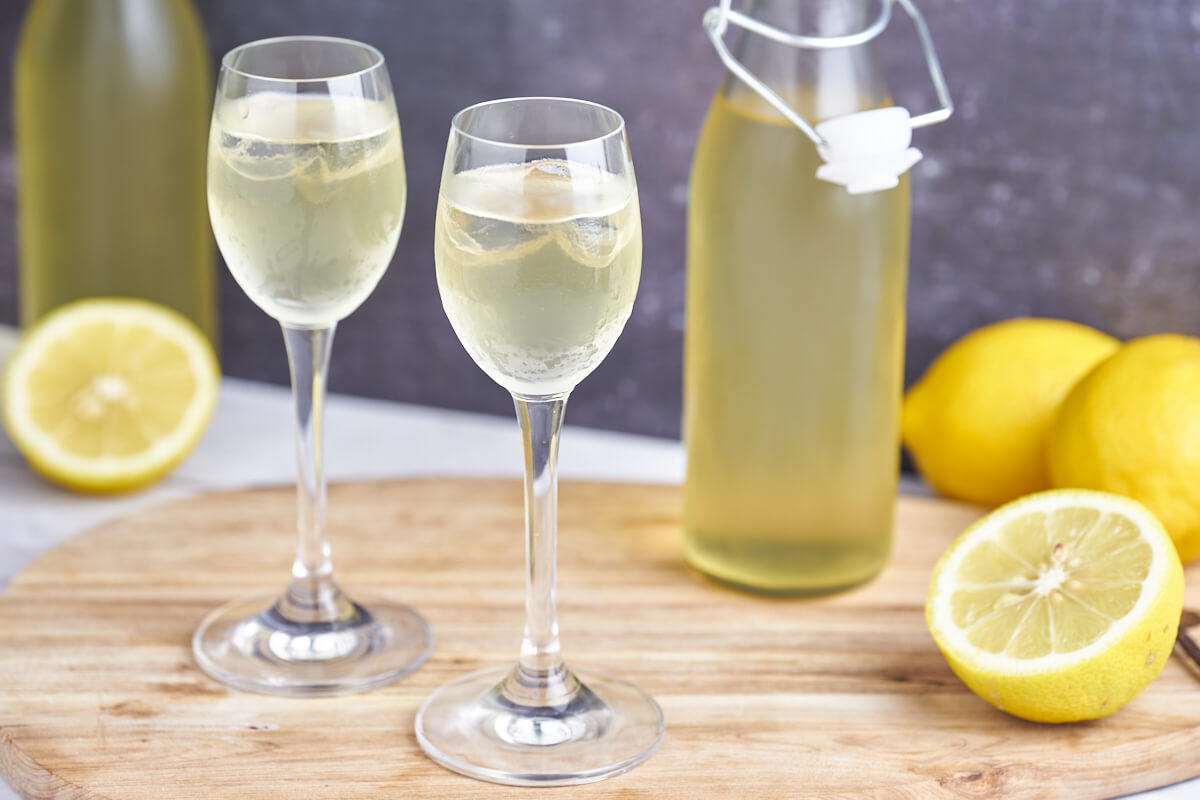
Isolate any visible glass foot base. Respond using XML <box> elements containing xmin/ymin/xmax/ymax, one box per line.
<box><xmin>415</xmin><ymin>666</ymin><xmax>664</xmax><ymax>786</ymax></box>
<box><xmin>193</xmin><ymin>592</ymin><xmax>433</xmax><ymax>696</ymax></box>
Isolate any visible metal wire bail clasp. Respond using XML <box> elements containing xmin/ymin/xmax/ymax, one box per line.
<box><xmin>701</xmin><ymin>0</ymin><xmax>955</xmax><ymax>149</ymax></box>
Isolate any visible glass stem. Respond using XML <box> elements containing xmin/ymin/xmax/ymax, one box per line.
<box><xmin>505</xmin><ymin>393</ymin><xmax>579</xmax><ymax>708</ymax></box>
<box><xmin>278</xmin><ymin>323</ymin><xmax>354</xmax><ymax>626</ymax></box>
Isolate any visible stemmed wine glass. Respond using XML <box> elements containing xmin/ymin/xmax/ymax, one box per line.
<box><xmin>194</xmin><ymin>36</ymin><xmax>432</xmax><ymax>696</ymax></box>
<box><xmin>416</xmin><ymin>97</ymin><xmax>664</xmax><ymax>785</ymax></box>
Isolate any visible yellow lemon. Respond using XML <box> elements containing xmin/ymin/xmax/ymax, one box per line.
<box><xmin>1049</xmin><ymin>334</ymin><xmax>1200</xmax><ymax>563</ymax></box>
<box><xmin>903</xmin><ymin>319</ymin><xmax>1118</xmax><ymax>506</ymax></box>
<box><xmin>926</xmin><ymin>489</ymin><xmax>1183</xmax><ymax>723</ymax></box>
<box><xmin>2</xmin><ymin>298</ymin><xmax>219</xmax><ymax>492</ymax></box>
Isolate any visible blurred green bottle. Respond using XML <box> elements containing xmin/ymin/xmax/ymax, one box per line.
<box><xmin>15</xmin><ymin>0</ymin><xmax>217</xmax><ymax>345</ymax></box>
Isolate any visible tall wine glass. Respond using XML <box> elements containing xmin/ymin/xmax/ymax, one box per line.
<box><xmin>194</xmin><ymin>36</ymin><xmax>432</xmax><ymax>696</ymax></box>
<box><xmin>416</xmin><ymin>97</ymin><xmax>664</xmax><ymax>785</ymax></box>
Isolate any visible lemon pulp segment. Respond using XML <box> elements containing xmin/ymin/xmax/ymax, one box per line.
<box><xmin>2</xmin><ymin>298</ymin><xmax>218</xmax><ymax>492</ymax></box>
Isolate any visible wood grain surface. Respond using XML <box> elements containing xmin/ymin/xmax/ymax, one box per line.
<box><xmin>0</xmin><ymin>479</ymin><xmax>1198</xmax><ymax>800</ymax></box>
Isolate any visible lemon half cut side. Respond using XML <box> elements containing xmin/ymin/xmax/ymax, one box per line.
<box><xmin>2</xmin><ymin>298</ymin><xmax>219</xmax><ymax>492</ymax></box>
<box><xmin>925</xmin><ymin>489</ymin><xmax>1184</xmax><ymax>723</ymax></box>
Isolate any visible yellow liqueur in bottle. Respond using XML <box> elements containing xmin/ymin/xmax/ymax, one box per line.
<box><xmin>685</xmin><ymin>90</ymin><xmax>909</xmax><ymax>593</ymax></box>
<box><xmin>15</xmin><ymin>0</ymin><xmax>217</xmax><ymax>344</ymax></box>
<box><xmin>684</xmin><ymin>0</ymin><xmax>926</xmax><ymax>594</ymax></box>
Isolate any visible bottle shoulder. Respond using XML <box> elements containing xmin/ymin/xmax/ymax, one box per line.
<box><xmin>17</xmin><ymin>0</ymin><xmax>210</xmax><ymax>81</ymax></box>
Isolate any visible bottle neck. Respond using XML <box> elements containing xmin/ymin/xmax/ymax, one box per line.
<box><xmin>743</xmin><ymin>0</ymin><xmax>871</xmax><ymax>38</ymax></box>
<box><xmin>723</xmin><ymin>0</ymin><xmax>886</xmax><ymax>123</ymax></box>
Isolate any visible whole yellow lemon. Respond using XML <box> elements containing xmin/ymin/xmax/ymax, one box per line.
<box><xmin>903</xmin><ymin>319</ymin><xmax>1119</xmax><ymax>506</ymax></box>
<box><xmin>1048</xmin><ymin>334</ymin><xmax>1200</xmax><ymax>563</ymax></box>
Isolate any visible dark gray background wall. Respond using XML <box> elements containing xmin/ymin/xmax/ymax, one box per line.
<box><xmin>1</xmin><ymin>1</ymin><xmax>1197</xmax><ymax>438</ymax></box>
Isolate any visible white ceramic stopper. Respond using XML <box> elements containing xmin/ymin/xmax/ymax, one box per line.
<box><xmin>815</xmin><ymin>107</ymin><xmax>923</xmax><ymax>195</ymax></box>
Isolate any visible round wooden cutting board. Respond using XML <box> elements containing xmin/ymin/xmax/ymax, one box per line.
<box><xmin>1</xmin><ymin>479</ymin><xmax>1198</xmax><ymax>800</ymax></box>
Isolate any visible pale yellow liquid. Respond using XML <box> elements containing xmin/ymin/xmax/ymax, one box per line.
<box><xmin>684</xmin><ymin>91</ymin><xmax>910</xmax><ymax>593</ymax></box>
<box><xmin>208</xmin><ymin>94</ymin><xmax>406</xmax><ymax>327</ymax></box>
<box><xmin>435</xmin><ymin>161</ymin><xmax>641</xmax><ymax>396</ymax></box>
<box><xmin>15</xmin><ymin>0</ymin><xmax>217</xmax><ymax>343</ymax></box>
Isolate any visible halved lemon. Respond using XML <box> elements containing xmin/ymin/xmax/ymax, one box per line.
<box><xmin>926</xmin><ymin>489</ymin><xmax>1184</xmax><ymax>723</ymax></box>
<box><xmin>2</xmin><ymin>298</ymin><xmax>219</xmax><ymax>492</ymax></box>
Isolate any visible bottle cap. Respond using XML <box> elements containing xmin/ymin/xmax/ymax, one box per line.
<box><xmin>814</xmin><ymin>107</ymin><xmax>923</xmax><ymax>195</ymax></box>
<box><xmin>702</xmin><ymin>0</ymin><xmax>953</xmax><ymax>195</ymax></box>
